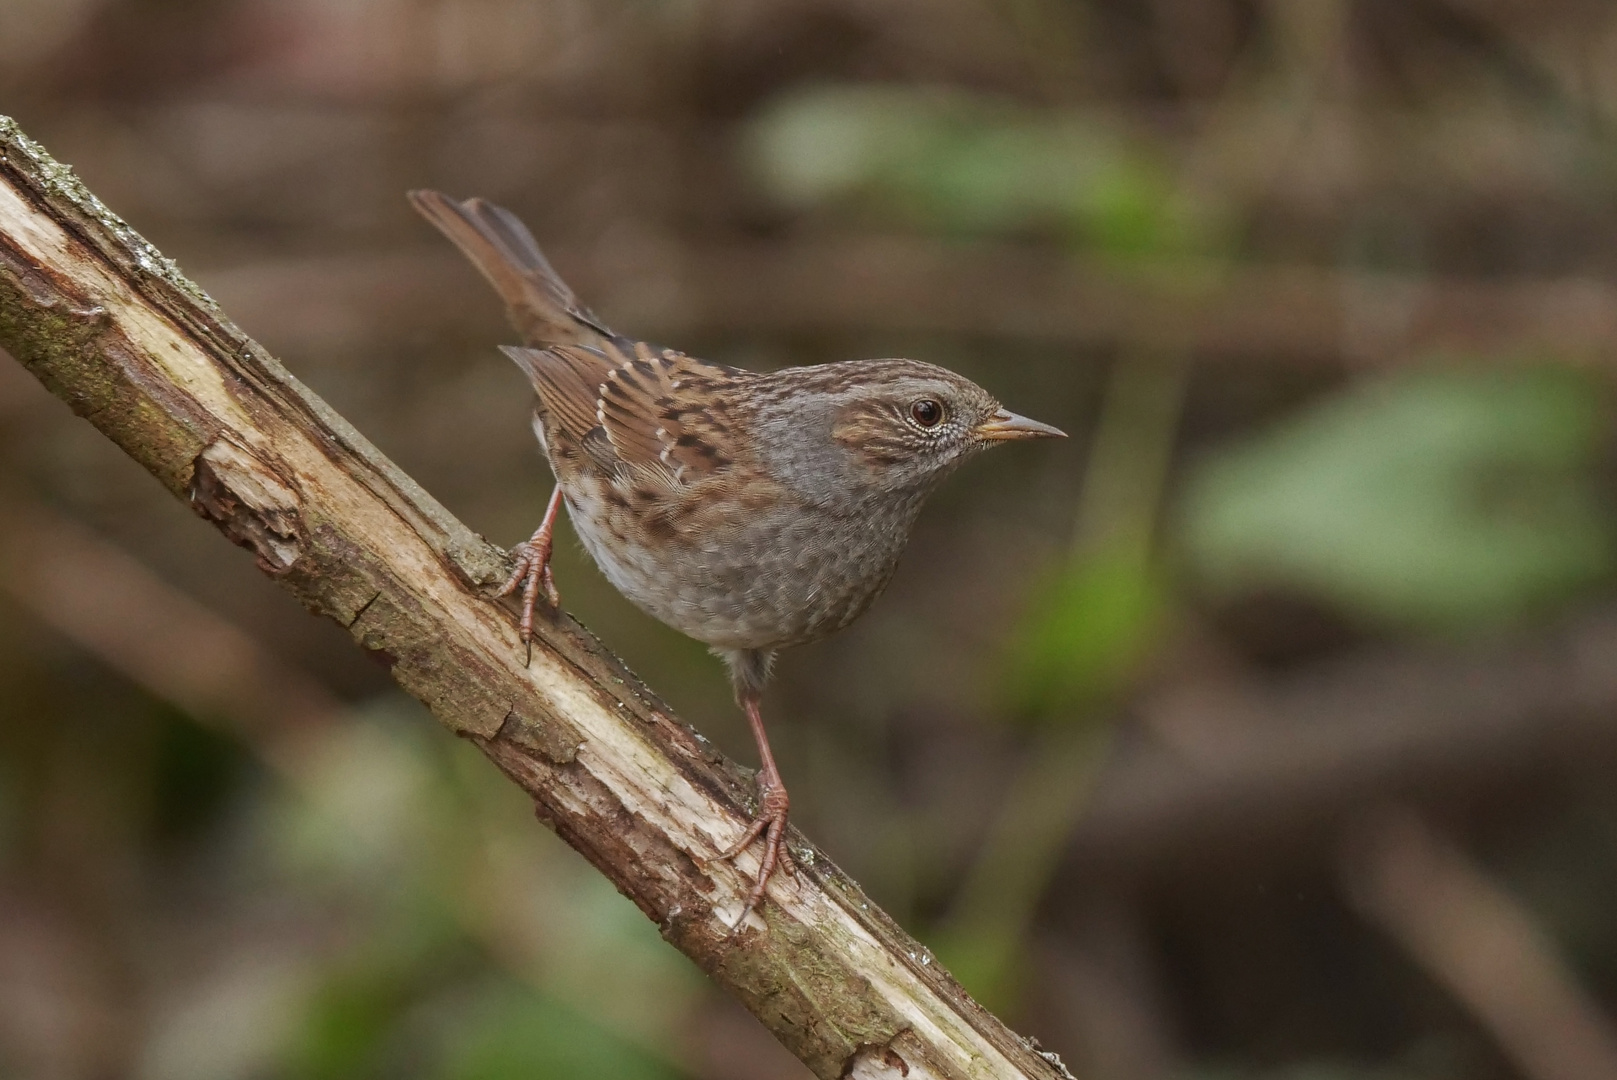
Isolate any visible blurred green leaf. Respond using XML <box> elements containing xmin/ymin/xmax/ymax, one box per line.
<box><xmin>270</xmin><ymin>706</ymin><xmax>450</xmax><ymax>888</ymax></box>
<box><xmin>285</xmin><ymin>901</ymin><xmax>467</xmax><ymax>1080</ymax></box>
<box><xmin>925</xmin><ymin>922</ymin><xmax>1028</xmax><ymax>1016</ymax></box>
<box><xmin>746</xmin><ymin>85</ymin><xmax>1209</xmax><ymax>256</ymax></box>
<box><xmin>438</xmin><ymin>984</ymin><xmax>681</xmax><ymax>1080</ymax></box>
<box><xmin>1004</xmin><ymin>539</ymin><xmax>1171</xmax><ymax>716</ymax></box>
<box><xmin>1179</xmin><ymin>366</ymin><xmax>1613</xmax><ymax>632</ymax></box>
<box><xmin>292</xmin><ymin>969</ymin><xmax>413</xmax><ymax>1080</ymax></box>
<box><xmin>927</xmin><ymin>715</ymin><xmax>1110</xmax><ymax>1013</ymax></box>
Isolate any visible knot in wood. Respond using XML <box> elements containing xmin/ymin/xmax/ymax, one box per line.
<box><xmin>189</xmin><ymin>439</ymin><xmax>302</xmax><ymax>572</ymax></box>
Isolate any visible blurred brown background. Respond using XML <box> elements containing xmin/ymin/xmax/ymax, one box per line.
<box><xmin>5</xmin><ymin>1</ymin><xmax>1617</xmax><ymax>1078</ymax></box>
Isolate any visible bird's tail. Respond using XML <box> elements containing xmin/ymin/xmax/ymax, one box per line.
<box><xmin>408</xmin><ymin>189</ymin><xmax>614</xmax><ymax>348</ymax></box>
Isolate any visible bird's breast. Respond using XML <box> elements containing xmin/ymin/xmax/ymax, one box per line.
<box><xmin>561</xmin><ymin>477</ymin><xmax>925</xmax><ymax>651</ymax></box>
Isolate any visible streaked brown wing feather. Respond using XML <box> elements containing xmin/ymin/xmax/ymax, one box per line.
<box><xmin>500</xmin><ymin>344</ymin><xmax>619</xmax><ymax>475</ymax></box>
<box><xmin>502</xmin><ymin>341</ymin><xmax>751</xmax><ymax>491</ymax></box>
<box><xmin>500</xmin><ymin>345</ymin><xmax>607</xmax><ymax>439</ymax></box>
<box><xmin>595</xmin><ymin>342</ymin><xmax>750</xmax><ymax>488</ymax></box>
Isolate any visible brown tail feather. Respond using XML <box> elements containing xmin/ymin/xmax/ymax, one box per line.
<box><xmin>408</xmin><ymin>189</ymin><xmax>613</xmax><ymax>348</ymax></box>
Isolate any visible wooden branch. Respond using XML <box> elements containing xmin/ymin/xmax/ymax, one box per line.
<box><xmin>0</xmin><ymin>116</ymin><xmax>1071</xmax><ymax>1080</ymax></box>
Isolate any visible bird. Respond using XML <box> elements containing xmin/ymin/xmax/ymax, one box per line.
<box><xmin>409</xmin><ymin>189</ymin><xmax>1065</xmax><ymax>924</ymax></box>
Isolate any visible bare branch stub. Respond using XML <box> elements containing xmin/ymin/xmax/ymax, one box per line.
<box><xmin>0</xmin><ymin>116</ymin><xmax>1071</xmax><ymax>1080</ymax></box>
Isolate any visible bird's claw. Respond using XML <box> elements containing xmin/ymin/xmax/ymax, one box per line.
<box><xmin>708</xmin><ymin>780</ymin><xmax>792</xmax><ymax>928</ymax></box>
<box><xmin>495</xmin><ymin>533</ymin><xmax>558</xmax><ymax>643</ymax></box>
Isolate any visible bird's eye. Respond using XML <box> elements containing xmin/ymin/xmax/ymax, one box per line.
<box><xmin>910</xmin><ymin>399</ymin><xmax>944</xmax><ymax>428</ymax></box>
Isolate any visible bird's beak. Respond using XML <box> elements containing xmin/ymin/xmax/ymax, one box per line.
<box><xmin>975</xmin><ymin>408</ymin><xmax>1067</xmax><ymax>441</ymax></box>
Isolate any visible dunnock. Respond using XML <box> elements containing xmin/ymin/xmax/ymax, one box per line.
<box><xmin>410</xmin><ymin>190</ymin><xmax>1064</xmax><ymax>923</ymax></box>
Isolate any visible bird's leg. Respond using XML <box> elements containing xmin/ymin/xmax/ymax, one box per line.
<box><xmin>714</xmin><ymin>690</ymin><xmax>793</xmax><ymax>924</ymax></box>
<box><xmin>495</xmin><ymin>484</ymin><xmax>563</xmax><ymax>642</ymax></box>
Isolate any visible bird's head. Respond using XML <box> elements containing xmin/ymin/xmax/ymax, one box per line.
<box><xmin>755</xmin><ymin>358</ymin><xmax>1065</xmax><ymax>503</ymax></box>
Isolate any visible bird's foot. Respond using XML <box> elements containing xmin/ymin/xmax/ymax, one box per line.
<box><xmin>710</xmin><ymin>777</ymin><xmax>795</xmax><ymax>927</ymax></box>
<box><xmin>494</xmin><ymin>487</ymin><xmax>564</xmax><ymax>644</ymax></box>
<box><xmin>495</xmin><ymin>528</ymin><xmax>558</xmax><ymax>644</ymax></box>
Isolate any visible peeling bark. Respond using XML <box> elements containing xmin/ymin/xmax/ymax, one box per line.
<box><xmin>0</xmin><ymin>115</ymin><xmax>1072</xmax><ymax>1080</ymax></box>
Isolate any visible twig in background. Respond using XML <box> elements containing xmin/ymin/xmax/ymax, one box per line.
<box><xmin>1342</xmin><ymin>807</ymin><xmax>1617</xmax><ymax>1080</ymax></box>
<box><xmin>195</xmin><ymin>243</ymin><xmax>1617</xmax><ymax>368</ymax></box>
<box><xmin>0</xmin><ymin>493</ymin><xmax>341</xmax><ymax>768</ymax></box>
<box><xmin>1081</xmin><ymin>613</ymin><xmax>1617</xmax><ymax>873</ymax></box>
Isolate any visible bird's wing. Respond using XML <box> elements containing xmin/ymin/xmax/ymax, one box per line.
<box><xmin>501</xmin><ymin>344</ymin><xmax>619</xmax><ymax>476</ymax></box>
<box><xmin>596</xmin><ymin>341</ymin><xmax>749</xmax><ymax>489</ymax></box>
<box><xmin>502</xmin><ymin>340</ymin><xmax>749</xmax><ymax>490</ymax></box>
